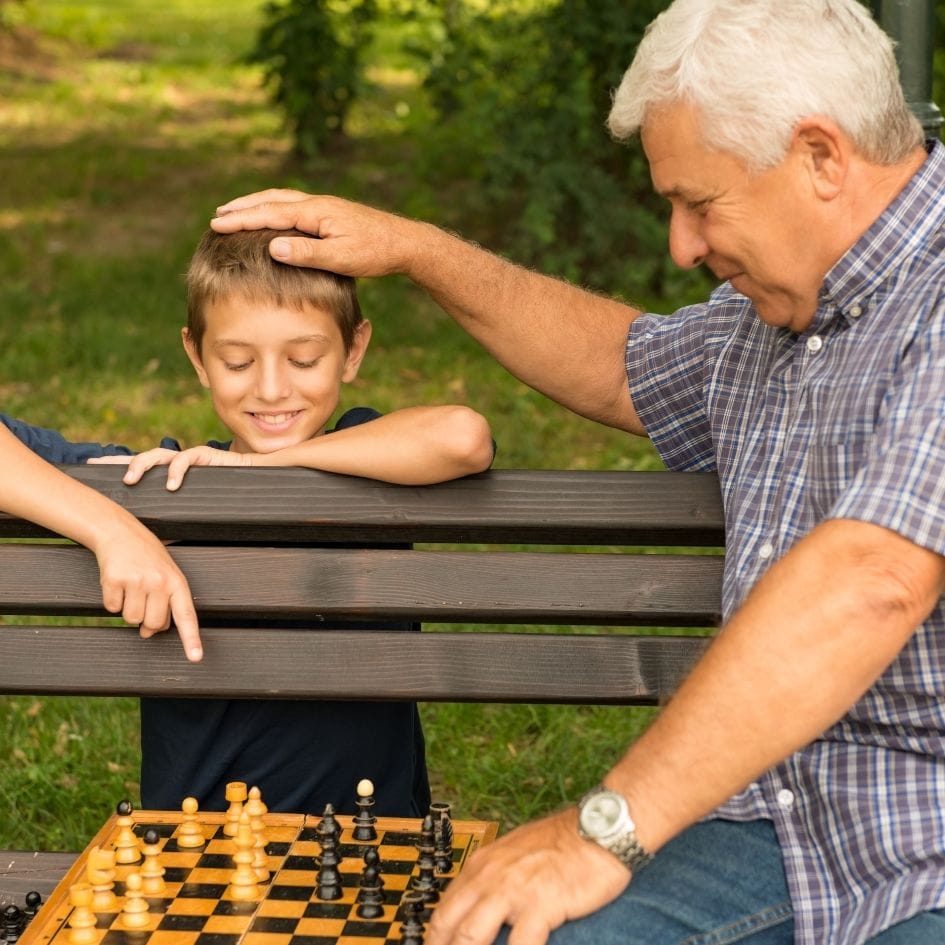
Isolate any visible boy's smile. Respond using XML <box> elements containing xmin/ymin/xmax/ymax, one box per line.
<box><xmin>184</xmin><ymin>293</ymin><xmax>370</xmax><ymax>455</ymax></box>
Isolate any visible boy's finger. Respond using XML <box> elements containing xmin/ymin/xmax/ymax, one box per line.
<box><xmin>87</xmin><ymin>455</ymin><xmax>133</xmax><ymax>465</ymax></box>
<box><xmin>166</xmin><ymin>455</ymin><xmax>195</xmax><ymax>491</ymax></box>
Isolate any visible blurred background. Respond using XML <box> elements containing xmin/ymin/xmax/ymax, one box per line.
<box><xmin>0</xmin><ymin>0</ymin><xmax>940</xmax><ymax>849</ymax></box>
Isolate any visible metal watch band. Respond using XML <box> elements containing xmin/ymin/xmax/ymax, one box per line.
<box><xmin>608</xmin><ymin>832</ymin><xmax>654</xmax><ymax>874</ymax></box>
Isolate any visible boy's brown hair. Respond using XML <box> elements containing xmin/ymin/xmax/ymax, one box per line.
<box><xmin>186</xmin><ymin>228</ymin><xmax>363</xmax><ymax>354</ymax></box>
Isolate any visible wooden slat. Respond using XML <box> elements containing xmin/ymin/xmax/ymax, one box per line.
<box><xmin>0</xmin><ymin>545</ymin><xmax>723</xmax><ymax>626</ymax></box>
<box><xmin>0</xmin><ymin>467</ymin><xmax>725</xmax><ymax>545</ymax></box>
<box><xmin>0</xmin><ymin>851</ymin><xmax>76</xmax><ymax>902</ymax></box>
<box><xmin>0</xmin><ymin>625</ymin><xmax>710</xmax><ymax>704</ymax></box>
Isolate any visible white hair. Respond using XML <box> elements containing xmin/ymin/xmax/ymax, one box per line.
<box><xmin>608</xmin><ymin>0</ymin><xmax>924</xmax><ymax>171</ymax></box>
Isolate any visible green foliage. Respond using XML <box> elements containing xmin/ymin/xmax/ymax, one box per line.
<box><xmin>408</xmin><ymin>0</ymin><xmax>708</xmax><ymax>302</ymax></box>
<box><xmin>249</xmin><ymin>0</ymin><xmax>377</xmax><ymax>157</ymax></box>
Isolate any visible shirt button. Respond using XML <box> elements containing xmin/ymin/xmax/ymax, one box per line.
<box><xmin>777</xmin><ymin>789</ymin><xmax>795</xmax><ymax>810</ymax></box>
<box><xmin>758</xmin><ymin>542</ymin><xmax>774</xmax><ymax>560</ymax></box>
<box><xmin>806</xmin><ymin>335</ymin><xmax>823</xmax><ymax>353</ymax></box>
<box><xmin>848</xmin><ymin>304</ymin><xmax>863</xmax><ymax>318</ymax></box>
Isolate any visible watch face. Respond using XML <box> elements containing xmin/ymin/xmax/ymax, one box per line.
<box><xmin>579</xmin><ymin>791</ymin><xmax>624</xmax><ymax>839</ymax></box>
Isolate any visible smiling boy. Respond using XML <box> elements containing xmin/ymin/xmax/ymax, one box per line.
<box><xmin>2</xmin><ymin>226</ymin><xmax>494</xmax><ymax>816</ymax></box>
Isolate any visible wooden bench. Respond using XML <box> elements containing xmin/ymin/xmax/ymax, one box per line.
<box><xmin>0</xmin><ymin>465</ymin><xmax>723</xmax><ymax>902</ymax></box>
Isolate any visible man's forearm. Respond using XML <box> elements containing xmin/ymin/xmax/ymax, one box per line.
<box><xmin>605</xmin><ymin>518</ymin><xmax>945</xmax><ymax>854</ymax></box>
<box><xmin>406</xmin><ymin>220</ymin><xmax>646</xmax><ymax>433</ymax></box>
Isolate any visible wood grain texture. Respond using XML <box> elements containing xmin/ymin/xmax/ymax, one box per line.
<box><xmin>0</xmin><ymin>545</ymin><xmax>723</xmax><ymax>625</ymax></box>
<box><xmin>0</xmin><ymin>467</ymin><xmax>724</xmax><ymax>544</ymax></box>
<box><xmin>0</xmin><ymin>626</ymin><xmax>710</xmax><ymax>703</ymax></box>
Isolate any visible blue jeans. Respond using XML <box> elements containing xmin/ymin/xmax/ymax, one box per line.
<box><xmin>493</xmin><ymin>819</ymin><xmax>945</xmax><ymax>945</ymax></box>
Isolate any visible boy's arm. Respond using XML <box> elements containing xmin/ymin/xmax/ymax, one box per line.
<box><xmin>253</xmin><ymin>405</ymin><xmax>494</xmax><ymax>484</ymax></box>
<box><xmin>115</xmin><ymin>405</ymin><xmax>495</xmax><ymax>490</ymax></box>
<box><xmin>0</xmin><ymin>424</ymin><xmax>203</xmax><ymax>661</ymax></box>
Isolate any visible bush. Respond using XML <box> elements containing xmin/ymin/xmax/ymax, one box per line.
<box><xmin>249</xmin><ymin>0</ymin><xmax>377</xmax><ymax>158</ymax></box>
<box><xmin>410</xmin><ymin>0</ymin><xmax>708</xmax><ymax>303</ymax></box>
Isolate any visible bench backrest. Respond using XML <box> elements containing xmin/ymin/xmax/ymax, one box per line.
<box><xmin>0</xmin><ymin>467</ymin><xmax>723</xmax><ymax>705</ymax></box>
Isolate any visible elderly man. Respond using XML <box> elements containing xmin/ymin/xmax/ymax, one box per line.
<box><xmin>210</xmin><ymin>1</ymin><xmax>945</xmax><ymax>942</ymax></box>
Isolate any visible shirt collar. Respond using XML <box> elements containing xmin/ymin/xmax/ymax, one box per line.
<box><xmin>815</xmin><ymin>140</ymin><xmax>945</xmax><ymax>329</ymax></box>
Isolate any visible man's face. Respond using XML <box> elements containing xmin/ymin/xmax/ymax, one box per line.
<box><xmin>642</xmin><ymin>103</ymin><xmax>826</xmax><ymax>330</ymax></box>
<box><xmin>185</xmin><ymin>294</ymin><xmax>369</xmax><ymax>454</ymax></box>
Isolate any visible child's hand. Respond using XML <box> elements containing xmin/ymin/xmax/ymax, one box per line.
<box><xmin>86</xmin><ymin>455</ymin><xmax>133</xmax><ymax>465</ymax></box>
<box><xmin>120</xmin><ymin>445</ymin><xmax>252</xmax><ymax>491</ymax></box>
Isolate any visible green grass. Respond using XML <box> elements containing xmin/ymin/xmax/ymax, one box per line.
<box><xmin>0</xmin><ymin>0</ymin><xmax>677</xmax><ymax>850</ymax></box>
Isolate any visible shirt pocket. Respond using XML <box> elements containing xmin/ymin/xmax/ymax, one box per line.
<box><xmin>806</xmin><ymin>430</ymin><xmax>871</xmax><ymax>521</ymax></box>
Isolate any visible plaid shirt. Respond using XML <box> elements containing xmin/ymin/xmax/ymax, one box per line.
<box><xmin>626</xmin><ymin>140</ymin><xmax>945</xmax><ymax>945</ymax></box>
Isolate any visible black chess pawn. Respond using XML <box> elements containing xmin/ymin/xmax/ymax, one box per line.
<box><xmin>315</xmin><ymin>804</ymin><xmax>343</xmax><ymax>901</ymax></box>
<box><xmin>352</xmin><ymin>778</ymin><xmax>378</xmax><ymax>842</ymax></box>
<box><xmin>2</xmin><ymin>903</ymin><xmax>24</xmax><ymax>945</ymax></box>
<box><xmin>409</xmin><ymin>814</ymin><xmax>440</xmax><ymax>907</ymax></box>
<box><xmin>22</xmin><ymin>892</ymin><xmax>41</xmax><ymax>922</ymax></box>
<box><xmin>355</xmin><ymin>847</ymin><xmax>386</xmax><ymax>919</ymax></box>
<box><xmin>399</xmin><ymin>891</ymin><xmax>426</xmax><ymax>945</ymax></box>
<box><xmin>430</xmin><ymin>802</ymin><xmax>454</xmax><ymax>873</ymax></box>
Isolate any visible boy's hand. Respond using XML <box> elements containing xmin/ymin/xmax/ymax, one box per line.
<box><xmin>111</xmin><ymin>445</ymin><xmax>252</xmax><ymax>491</ymax></box>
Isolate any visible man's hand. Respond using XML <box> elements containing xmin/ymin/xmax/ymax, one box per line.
<box><xmin>91</xmin><ymin>518</ymin><xmax>202</xmax><ymax>661</ymax></box>
<box><xmin>91</xmin><ymin>445</ymin><xmax>251</xmax><ymax>491</ymax></box>
<box><xmin>427</xmin><ymin>808</ymin><xmax>630</xmax><ymax>945</ymax></box>
<box><xmin>211</xmin><ymin>189</ymin><xmax>423</xmax><ymax>279</ymax></box>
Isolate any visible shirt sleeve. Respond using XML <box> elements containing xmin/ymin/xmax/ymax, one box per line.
<box><xmin>625</xmin><ymin>304</ymin><xmax>717</xmax><ymax>472</ymax></box>
<box><xmin>0</xmin><ymin>413</ymin><xmax>134</xmax><ymax>463</ymax></box>
<box><xmin>829</xmin><ymin>302</ymin><xmax>945</xmax><ymax>554</ymax></box>
<box><xmin>331</xmin><ymin>406</ymin><xmax>382</xmax><ymax>431</ymax></box>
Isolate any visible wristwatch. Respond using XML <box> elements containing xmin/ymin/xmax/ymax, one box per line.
<box><xmin>577</xmin><ymin>785</ymin><xmax>653</xmax><ymax>874</ymax></box>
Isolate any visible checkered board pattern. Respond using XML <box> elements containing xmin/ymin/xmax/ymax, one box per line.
<box><xmin>20</xmin><ymin>809</ymin><xmax>498</xmax><ymax>945</ymax></box>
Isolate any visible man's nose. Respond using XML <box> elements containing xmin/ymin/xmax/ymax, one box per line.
<box><xmin>668</xmin><ymin>207</ymin><xmax>709</xmax><ymax>270</ymax></box>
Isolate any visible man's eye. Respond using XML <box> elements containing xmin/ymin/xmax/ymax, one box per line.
<box><xmin>224</xmin><ymin>361</ymin><xmax>252</xmax><ymax>372</ymax></box>
<box><xmin>291</xmin><ymin>358</ymin><xmax>319</xmax><ymax>369</ymax></box>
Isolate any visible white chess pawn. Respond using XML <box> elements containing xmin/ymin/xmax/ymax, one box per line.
<box><xmin>177</xmin><ymin>796</ymin><xmax>206</xmax><ymax>849</ymax></box>
<box><xmin>140</xmin><ymin>829</ymin><xmax>166</xmax><ymax>895</ymax></box>
<box><xmin>119</xmin><ymin>872</ymin><xmax>150</xmax><ymax>929</ymax></box>
<box><xmin>113</xmin><ymin>800</ymin><xmax>141</xmax><ymax>865</ymax></box>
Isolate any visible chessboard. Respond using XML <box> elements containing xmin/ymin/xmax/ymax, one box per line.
<box><xmin>16</xmin><ymin>796</ymin><xmax>498</xmax><ymax>945</ymax></box>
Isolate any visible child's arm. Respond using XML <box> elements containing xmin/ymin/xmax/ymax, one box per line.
<box><xmin>113</xmin><ymin>405</ymin><xmax>494</xmax><ymax>490</ymax></box>
<box><xmin>0</xmin><ymin>423</ymin><xmax>203</xmax><ymax>661</ymax></box>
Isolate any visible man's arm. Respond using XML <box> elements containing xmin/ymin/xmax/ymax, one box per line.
<box><xmin>426</xmin><ymin>517</ymin><xmax>945</xmax><ymax>945</ymax></box>
<box><xmin>0</xmin><ymin>424</ymin><xmax>202</xmax><ymax>661</ymax></box>
<box><xmin>210</xmin><ymin>190</ymin><xmax>647</xmax><ymax>435</ymax></box>
<box><xmin>110</xmin><ymin>405</ymin><xmax>496</xmax><ymax>489</ymax></box>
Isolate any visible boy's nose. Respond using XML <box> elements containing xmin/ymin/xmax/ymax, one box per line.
<box><xmin>255</xmin><ymin>364</ymin><xmax>292</xmax><ymax>402</ymax></box>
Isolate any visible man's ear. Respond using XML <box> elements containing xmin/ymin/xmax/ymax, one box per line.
<box><xmin>182</xmin><ymin>327</ymin><xmax>211</xmax><ymax>389</ymax></box>
<box><xmin>341</xmin><ymin>319</ymin><xmax>373</xmax><ymax>383</ymax></box>
<box><xmin>792</xmin><ymin>116</ymin><xmax>848</xmax><ymax>201</ymax></box>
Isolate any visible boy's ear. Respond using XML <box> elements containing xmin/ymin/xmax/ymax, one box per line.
<box><xmin>341</xmin><ymin>320</ymin><xmax>373</xmax><ymax>383</ymax></box>
<box><xmin>181</xmin><ymin>327</ymin><xmax>211</xmax><ymax>389</ymax></box>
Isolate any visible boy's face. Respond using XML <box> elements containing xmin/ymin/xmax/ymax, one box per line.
<box><xmin>184</xmin><ymin>294</ymin><xmax>371</xmax><ymax>454</ymax></box>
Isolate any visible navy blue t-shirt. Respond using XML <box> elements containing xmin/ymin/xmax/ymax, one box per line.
<box><xmin>1</xmin><ymin>408</ymin><xmax>430</xmax><ymax>817</ymax></box>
